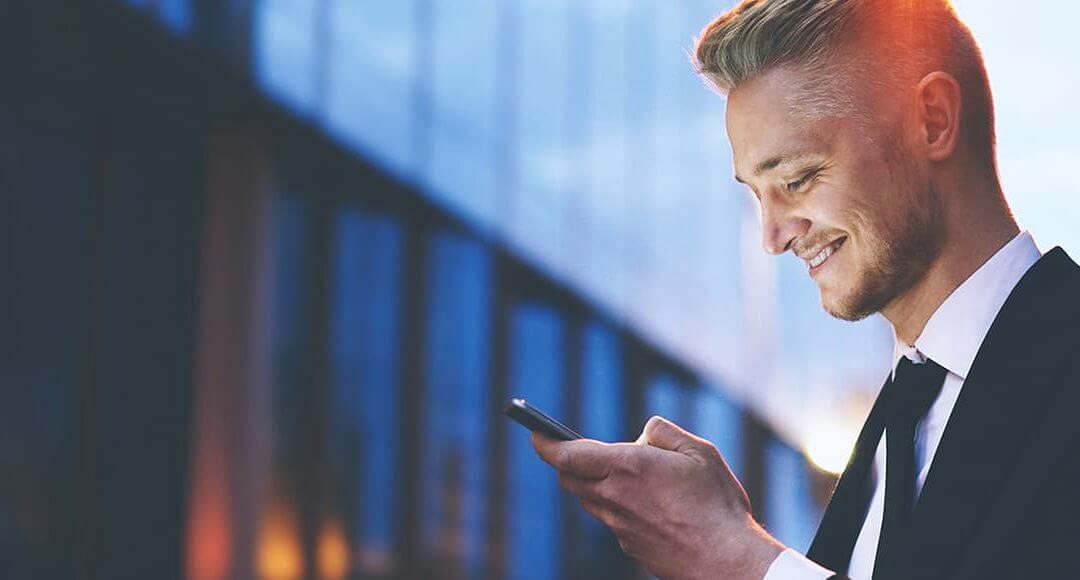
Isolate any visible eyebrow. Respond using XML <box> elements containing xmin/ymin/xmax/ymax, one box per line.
<box><xmin>734</xmin><ymin>153</ymin><xmax>821</xmax><ymax>184</ymax></box>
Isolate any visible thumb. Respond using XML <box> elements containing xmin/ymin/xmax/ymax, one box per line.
<box><xmin>637</xmin><ymin>415</ymin><xmax>701</xmax><ymax>454</ymax></box>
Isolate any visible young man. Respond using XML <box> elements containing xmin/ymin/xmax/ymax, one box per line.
<box><xmin>532</xmin><ymin>1</ymin><xmax>1080</xmax><ymax>578</ymax></box>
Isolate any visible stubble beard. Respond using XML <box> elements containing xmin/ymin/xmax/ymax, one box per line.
<box><xmin>822</xmin><ymin>188</ymin><xmax>945</xmax><ymax>322</ymax></box>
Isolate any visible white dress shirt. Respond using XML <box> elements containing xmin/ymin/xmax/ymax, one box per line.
<box><xmin>765</xmin><ymin>231</ymin><xmax>1042</xmax><ymax>580</ymax></box>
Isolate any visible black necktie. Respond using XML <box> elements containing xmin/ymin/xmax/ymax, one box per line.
<box><xmin>872</xmin><ymin>356</ymin><xmax>947</xmax><ymax>580</ymax></box>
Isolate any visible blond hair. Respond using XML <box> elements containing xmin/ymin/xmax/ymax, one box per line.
<box><xmin>692</xmin><ymin>0</ymin><xmax>996</xmax><ymax>159</ymax></box>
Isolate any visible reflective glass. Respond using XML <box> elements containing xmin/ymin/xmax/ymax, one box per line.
<box><xmin>323</xmin><ymin>0</ymin><xmax>419</xmax><ymax>178</ymax></box>
<box><xmin>157</xmin><ymin>0</ymin><xmax>192</xmax><ymax>34</ymax></box>
<box><xmin>506</xmin><ymin>304</ymin><xmax>566</xmax><ymax>580</ymax></box>
<box><xmin>420</xmin><ymin>233</ymin><xmax>494</xmax><ymax>578</ymax></box>
<box><xmin>252</xmin><ymin>0</ymin><xmax>320</xmax><ymax>114</ymax></box>
<box><xmin>764</xmin><ymin>439</ymin><xmax>820</xmax><ymax>552</ymax></box>
<box><xmin>693</xmin><ymin>386</ymin><xmax>744</xmax><ymax>479</ymax></box>
<box><xmin>580</xmin><ymin>322</ymin><xmax>624</xmax><ymax>443</ymax></box>
<box><xmin>576</xmin><ymin>0</ymin><xmax>634</xmax><ymax>312</ymax></box>
<box><xmin>327</xmin><ymin>209</ymin><xmax>405</xmax><ymax>575</ymax></box>
<box><xmin>573</xmin><ymin>322</ymin><xmax>625</xmax><ymax>571</ymax></box>
<box><xmin>511</xmin><ymin>0</ymin><xmax>573</xmax><ymax>269</ymax></box>
<box><xmin>260</xmin><ymin>196</ymin><xmax>313</xmax><ymax>580</ymax></box>
<box><xmin>425</xmin><ymin>0</ymin><xmax>500</xmax><ymax>231</ymax></box>
<box><xmin>645</xmin><ymin>374</ymin><xmax>688</xmax><ymax>426</ymax></box>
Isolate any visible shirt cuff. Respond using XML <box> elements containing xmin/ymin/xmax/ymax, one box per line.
<box><xmin>763</xmin><ymin>548</ymin><xmax>834</xmax><ymax>580</ymax></box>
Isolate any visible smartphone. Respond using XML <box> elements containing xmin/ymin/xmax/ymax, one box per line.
<box><xmin>503</xmin><ymin>398</ymin><xmax>583</xmax><ymax>441</ymax></box>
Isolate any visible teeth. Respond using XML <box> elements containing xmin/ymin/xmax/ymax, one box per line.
<box><xmin>808</xmin><ymin>239</ymin><xmax>841</xmax><ymax>269</ymax></box>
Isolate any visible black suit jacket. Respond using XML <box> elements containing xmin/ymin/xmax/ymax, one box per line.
<box><xmin>806</xmin><ymin>247</ymin><xmax>1080</xmax><ymax>580</ymax></box>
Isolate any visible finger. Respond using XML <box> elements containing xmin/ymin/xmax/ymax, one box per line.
<box><xmin>531</xmin><ymin>433</ymin><xmax>619</xmax><ymax>479</ymax></box>
<box><xmin>639</xmin><ymin>415</ymin><xmax>702</xmax><ymax>454</ymax></box>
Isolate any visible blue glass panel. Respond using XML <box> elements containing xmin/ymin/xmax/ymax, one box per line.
<box><xmin>327</xmin><ymin>209</ymin><xmax>404</xmax><ymax>568</ymax></box>
<box><xmin>574</xmin><ymin>1</ymin><xmax>633</xmax><ymax>309</ymax></box>
<box><xmin>424</xmin><ymin>0</ymin><xmax>499</xmax><ymax>230</ymax></box>
<box><xmin>506</xmin><ymin>304</ymin><xmax>566</xmax><ymax>580</ymax></box>
<box><xmin>253</xmin><ymin>0</ymin><xmax>320</xmax><ymax>115</ymax></box>
<box><xmin>764</xmin><ymin>439</ymin><xmax>820</xmax><ymax>552</ymax></box>
<box><xmin>575</xmin><ymin>321</ymin><xmax>625</xmax><ymax>567</ymax></box>
<box><xmin>693</xmin><ymin>386</ymin><xmax>744</xmax><ymax>480</ymax></box>
<box><xmin>157</xmin><ymin>0</ymin><xmax>192</xmax><ymax>35</ymax></box>
<box><xmin>579</xmin><ymin>322</ymin><xmax>624</xmax><ymax>443</ymax></box>
<box><xmin>420</xmin><ymin>233</ymin><xmax>493</xmax><ymax>578</ymax></box>
<box><xmin>323</xmin><ymin>0</ymin><xmax>418</xmax><ymax>179</ymax></box>
<box><xmin>511</xmin><ymin>0</ymin><xmax>573</xmax><ymax>265</ymax></box>
<box><xmin>645</xmin><ymin>374</ymin><xmax>686</xmax><ymax>426</ymax></box>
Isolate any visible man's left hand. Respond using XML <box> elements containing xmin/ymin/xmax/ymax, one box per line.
<box><xmin>532</xmin><ymin>415</ymin><xmax>785</xmax><ymax>580</ymax></box>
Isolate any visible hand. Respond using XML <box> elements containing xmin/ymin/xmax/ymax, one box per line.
<box><xmin>532</xmin><ymin>416</ymin><xmax>785</xmax><ymax>580</ymax></box>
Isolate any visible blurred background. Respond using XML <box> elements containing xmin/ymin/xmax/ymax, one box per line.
<box><xmin>1</xmin><ymin>0</ymin><xmax>1076</xmax><ymax>578</ymax></box>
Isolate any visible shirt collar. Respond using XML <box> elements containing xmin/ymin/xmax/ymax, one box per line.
<box><xmin>891</xmin><ymin>231</ymin><xmax>1042</xmax><ymax>379</ymax></box>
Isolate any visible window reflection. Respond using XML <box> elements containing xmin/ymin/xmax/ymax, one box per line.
<box><xmin>253</xmin><ymin>0</ymin><xmax>320</xmax><ymax>114</ymax></box>
<box><xmin>511</xmin><ymin>0</ymin><xmax>574</xmax><ymax>268</ymax></box>
<box><xmin>327</xmin><ymin>209</ymin><xmax>405</xmax><ymax>576</ymax></box>
<box><xmin>323</xmin><ymin>0</ymin><xmax>419</xmax><ymax>177</ymax></box>
<box><xmin>420</xmin><ymin>232</ymin><xmax>494</xmax><ymax>578</ymax></box>
<box><xmin>425</xmin><ymin>0</ymin><xmax>500</xmax><ymax>230</ymax></box>
<box><xmin>694</xmin><ymin>386</ymin><xmax>744</xmax><ymax>480</ymax></box>
<box><xmin>764</xmin><ymin>439</ymin><xmax>821</xmax><ymax>552</ymax></box>
<box><xmin>506</xmin><ymin>304</ymin><xmax>566</xmax><ymax>580</ymax></box>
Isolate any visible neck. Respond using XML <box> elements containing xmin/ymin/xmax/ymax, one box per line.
<box><xmin>882</xmin><ymin>185</ymin><xmax>1019</xmax><ymax>346</ymax></box>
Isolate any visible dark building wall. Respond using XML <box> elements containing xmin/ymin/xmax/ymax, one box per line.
<box><xmin>0</xmin><ymin>1</ymin><xmax>828</xmax><ymax>578</ymax></box>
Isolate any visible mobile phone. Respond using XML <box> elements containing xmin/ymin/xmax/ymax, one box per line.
<box><xmin>503</xmin><ymin>398</ymin><xmax>583</xmax><ymax>441</ymax></box>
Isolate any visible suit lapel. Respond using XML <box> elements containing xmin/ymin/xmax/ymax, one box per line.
<box><xmin>898</xmin><ymin>247</ymin><xmax>1080</xmax><ymax>578</ymax></box>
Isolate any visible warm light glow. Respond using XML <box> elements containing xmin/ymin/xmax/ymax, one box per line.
<box><xmin>256</xmin><ymin>502</ymin><xmax>304</xmax><ymax>580</ymax></box>
<box><xmin>317</xmin><ymin>518</ymin><xmax>351</xmax><ymax>580</ymax></box>
<box><xmin>185</xmin><ymin>469</ymin><xmax>232</xmax><ymax>580</ymax></box>
<box><xmin>185</xmin><ymin>435</ymin><xmax>232</xmax><ymax>579</ymax></box>
<box><xmin>805</xmin><ymin>423</ymin><xmax>858</xmax><ymax>475</ymax></box>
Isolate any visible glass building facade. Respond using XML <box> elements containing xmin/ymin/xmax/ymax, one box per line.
<box><xmin>24</xmin><ymin>0</ymin><xmax>1080</xmax><ymax>578</ymax></box>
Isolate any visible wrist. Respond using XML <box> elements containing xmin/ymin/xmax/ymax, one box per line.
<box><xmin>738</xmin><ymin>525</ymin><xmax>786</xmax><ymax>580</ymax></box>
<box><xmin>696</xmin><ymin>518</ymin><xmax>785</xmax><ymax>580</ymax></box>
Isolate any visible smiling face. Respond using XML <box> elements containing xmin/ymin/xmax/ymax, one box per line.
<box><xmin>727</xmin><ymin>65</ymin><xmax>946</xmax><ymax>321</ymax></box>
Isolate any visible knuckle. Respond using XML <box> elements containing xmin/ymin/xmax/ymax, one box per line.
<box><xmin>554</xmin><ymin>447</ymin><xmax>573</xmax><ymax>471</ymax></box>
<box><xmin>593</xmin><ymin>478</ymin><xmax>616</xmax><ymax>503</ymax></box>
<box><xmin>696</xmin><ymin>438</ymin><xmax>720</xmax><ymax>458</ymax></box>
<box><xmin>612</xmin><ymin>449</ymin><xmax>641</xmax><ymax>478</ymax></box>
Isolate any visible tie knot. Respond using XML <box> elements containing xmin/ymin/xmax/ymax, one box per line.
<box><xmin>889</xmin><ymin>357</ymin><xmax>948</xmax><ymax>427</ymax></box>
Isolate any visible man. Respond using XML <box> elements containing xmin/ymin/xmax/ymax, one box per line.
<box><xmin>531</xmin><ymin>1</ymin><xmax>1080</xmax><ymax>578</ymax></box>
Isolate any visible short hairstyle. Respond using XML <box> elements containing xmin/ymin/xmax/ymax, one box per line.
<box><xmin>692</xmin><ymin>0</ymin><xmax>996</xmax><ymax>162</ymax></box>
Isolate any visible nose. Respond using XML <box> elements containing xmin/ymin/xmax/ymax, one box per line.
<box><xmin>759</xmin><ymin>192</ymin><xmax>810</xmax><ymax>256</ymax></box>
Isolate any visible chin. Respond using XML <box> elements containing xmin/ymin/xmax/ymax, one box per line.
<box><xmin>819</xmin><ymin>275</ymin><xmax>886</xmax><ymax>322</ymax></box>
<box><xmin>822</xmin><ymin>296</ymin><xmax>875</xmax><ymax>322</ymax></box>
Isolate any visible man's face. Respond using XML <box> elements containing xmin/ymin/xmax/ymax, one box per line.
<box><xmin>726</xmin><ymin>65</ymin><xmax>945</xmax><ymax>321</ymax></box>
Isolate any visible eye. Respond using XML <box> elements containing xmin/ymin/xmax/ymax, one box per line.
<box><xmin>785</xmin><ymin>170</ymin><xmax>820</xmax><ymax>193</ymax></box>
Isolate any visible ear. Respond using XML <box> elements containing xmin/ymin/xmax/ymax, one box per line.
<box><xmin>915</xmin><ymin>71</ymin><xmax>963</xmax><ymax>162</ymax></box>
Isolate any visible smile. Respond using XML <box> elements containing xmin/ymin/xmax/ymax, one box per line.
<box><xmin>807</xmin><ymin>237</ymin><xmax>847</xmax><ymax>271</ymax></box>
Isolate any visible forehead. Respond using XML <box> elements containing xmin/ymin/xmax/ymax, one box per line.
<box><xmin>726</xmin><ymin>67</ymin><xmax>844</xmax><ymax>178</ymax></box>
